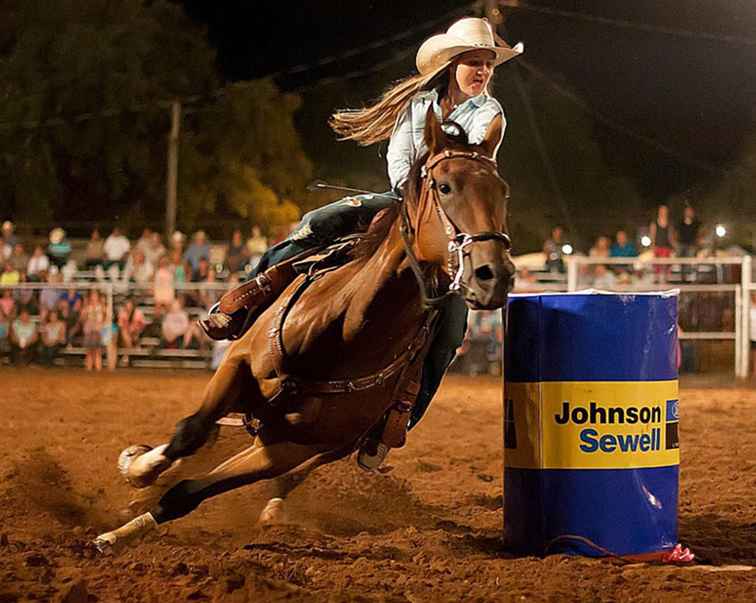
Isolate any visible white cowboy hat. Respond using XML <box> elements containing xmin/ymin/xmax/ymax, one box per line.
<box><xmin>416</xmin><ymin>17</ymin><xmax>523</xmax><ymax>77</ymax></box>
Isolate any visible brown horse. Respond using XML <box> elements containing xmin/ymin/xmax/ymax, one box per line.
<box><xmin>94</xmin><ymin>109</ymin><xmax>515</xmax><ymax>551</ymax></box>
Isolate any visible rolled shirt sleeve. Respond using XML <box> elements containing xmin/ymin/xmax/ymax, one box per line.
<box><xmin>467</xmin><ymin>98</ymin><xmax>506</xmax><ymax>157</ymax></box>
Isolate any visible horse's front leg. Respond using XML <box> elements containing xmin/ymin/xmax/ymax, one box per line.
<box><xmin>125</xmin><ymin>344</ymin><xmax>250</xmax><ymax>488</ymax></box>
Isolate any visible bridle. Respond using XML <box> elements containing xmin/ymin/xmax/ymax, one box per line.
<box><xmin>399</xmin><ymin>149</ymin><xmax>513</xmax><ymax>308</ymax></box>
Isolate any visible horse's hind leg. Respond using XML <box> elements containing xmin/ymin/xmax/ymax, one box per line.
<box><xmin>127</xmin><ymin>345</ymin><xmax>251</xmax><ymax>487</ymax></box>
<box><xmin>96</xmin><ymin>440</ymin><xmax>344</xmax><ymax>551</ymax></box>
<box><xmin>258</xmin><ymin>464</ymin><xmax>318</xmax><ymax>526</ymax></box>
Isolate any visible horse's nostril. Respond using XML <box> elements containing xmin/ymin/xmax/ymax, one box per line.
<box><xmin>474</xmin><ymin>265</ymin><xmax>495</xmax><ymax>282</ymax></box>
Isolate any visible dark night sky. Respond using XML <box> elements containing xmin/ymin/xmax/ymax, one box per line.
<box><xmin>180</xmin><ymin>1</ymin><xmax>756</xmax><ymax>207</ymax></box>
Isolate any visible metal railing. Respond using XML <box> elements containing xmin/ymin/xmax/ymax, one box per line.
<box><xmin>563</xmin><ymin>255</ymin><xmax>753</xmax><ymax>378</ymax></box>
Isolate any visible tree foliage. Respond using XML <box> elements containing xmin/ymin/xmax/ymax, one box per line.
<box><xmin>0</xmin><ymin>0</ymin><xmax>312</xmax><ymax>233</ymax></box>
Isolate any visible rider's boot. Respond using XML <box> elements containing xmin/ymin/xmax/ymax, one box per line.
<box><xmin>199</xmin><ymin>262</ymin><xmax>298</xmax><ymax>341</ymax></box>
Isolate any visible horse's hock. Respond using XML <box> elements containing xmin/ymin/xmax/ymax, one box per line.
<box><xmin>503</xmin><ymin>290</ymin><xmax>680</xmax><ymax>558</ymax></box>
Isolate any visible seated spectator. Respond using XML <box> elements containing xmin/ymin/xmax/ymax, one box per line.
<box><xmin>183</xmin><ymin>230</ymin><xmax>210</xmax><ymax>274</ymax></box>
<box><xmin>0</xmin><ymin>289</ymin><xmax>16</xmax><ymax>318</ymax></box>
<box><xmin>117</xmin><ymin>298</ymin><xmax>146</xmax><ymax>349</ymax></box>
<box><xmin>103</xmin><ymin>227</ymin><xmax>131</xmax><ymax>272</ymax></box>
<box><xmin>26</xmin><ymin>245</ymin><xmax>50</xmax><ymax>281</ymax></box>
<box><xmin>80</xmin><ymin>289</ymin><xmax>106</xmax><ymax>371</ymax></box>
<box><xmin>226</xmin><ymin>228</ymin><xmax>249</xmax><ymax>274</ymax></box>
<box><xmin>592</xmin><ymin>264</ymin><xmax>617</xmax><ymax>289</ymax></box>
<box><xmin>39</xmin><ymin>268</ymin><xmax>63</xmax><ymax>318</ymax></box>
<box><xmin>153</xmin><ymin>256</ymin><xmax>176</xmax><ymax>316</ymax></box>
<box><xmin>589</xmin><ymin>235</ymin><xmax>611</xmax><ymax>259</ymax></box>
<box><xmin>198</xmin><ymin>267</ymin><xmax>222</xmax><ymax>310</ymax></box>
<box><xmin>47</xmin><ymin>227</ymin><xmax>72</xmax><ymax>269</ymax></box>
<box><xmin>56</xmin><ymin>298</ymin><xmax>80</xmax><ymax>346</ymax></box>
<box><xmin>122</xmin><ymin>249</ymin><xmax>155</xmax><ymax>287</ymax></box>
<box><xmin>169</xmin><ymin>230</ymin><xmax>185</xmax><ymax>256</ymax></box>
<box><xmin>610</xmin><ymin>229</ymin><xmax>637</xmax><ymax>276</ymax></box>
<box><xmin>0</xmin><ymin>237</ymin><xmax>10</xmax><ymax>263</ymax></box>
<box><xmin>0</xmin><ymin>261</ymin><xmax>21</xmax><ymax>285</ymax></box>
<box><xmin>192</xmin><ymin>257</ymin><xmax>211</xmax><ymax>283</ymax></box>
<box><xmin>0</xmin><ymin>305</ymin><xmax>9</xmax><ymax>359</ymax></box>
<box><xmin>16</xmin><ymin>286</ymin><xmax>37</xmax><ymax>315</ymax></box>
<box><xmin>84</xmin><ymin>228</ymin><xmax>105</xmax><ymax>270</ymax></box>
<box><xmin>1</xmin><ymin>220</ymin><xmax>17</xmax><ymax>248</ymax></box>
<box><xmin>609</xmin><ymin>230</ymin><xmax>638</xmax><ymax>258</ymax></box>
<box><xmin>143</xmin><ymin>232</ymin><xmax>166</xmax><ymax>268</ymax></box>
<box><xmin>10</xmin><ymin>308</ymin><xmax>38</xmax><ymax>366</ymax></box>
<box><xmin>39</xmin><ymin>310</ymin><xmax>66</xmax><ymax>366</ymax></box>
<box><xmin>135</xmin><ymin>228</ymin><xmax>153</xmax><ymax>258</ymax></box>
<box><xmin>169</xmin><ymin>249</ymin><xmax>188</xmax><ymax>285</ymax></box>
<box><xmin>8</xmin><ymin>243</ymin><xmax>29</xmax><ymax>273</ymax></box>
<box><xmin>186</xmin><ymin>258</ymin><xmax>212</xmax><ymax>306</ymax></box>
<box><xmin>161</xmin><ymin>298</ymin><xmax>190</xmax><ymax>348</ymax></box>
<box><xmin>246</xmin><ymin>225</ymin><xmax>268</xmax><ymax>269</ymax></box>
<box><xmin>543</xmin><ymin>226</ymin><xmax>566</xmax><ymax>273</ymax></box>
<box><xmin>60</xmin><ymin>287</ymin><xmax>83</xmax><ymax>312</ymax></box>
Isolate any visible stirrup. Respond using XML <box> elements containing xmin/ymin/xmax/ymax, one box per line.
<box><xmin>199</xmin><ymin>302</ymin><xmax>241</xmax><ymax>341</ymax></box>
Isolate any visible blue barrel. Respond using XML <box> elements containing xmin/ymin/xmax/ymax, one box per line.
<box><xmin>503</xmin><ymin>291</ymin><xmax>680</xmax><ymax>557</ymax></box>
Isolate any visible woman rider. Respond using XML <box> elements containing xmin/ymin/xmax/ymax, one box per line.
<box><xmin>204</xmin><ymin>17</ymin><xmax>523</xmax><ymax>468</ymax></box>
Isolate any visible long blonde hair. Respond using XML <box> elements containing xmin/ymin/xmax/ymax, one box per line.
<box><xmin>329</xmin><ymin>70</ymin><xmax>448</xmax><ymax>147</ymax></box>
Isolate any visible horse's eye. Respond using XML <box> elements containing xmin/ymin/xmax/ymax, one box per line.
<box><xmin>438</xmin><ymin>183</ymin><xmax>451</xmax><ymax>195</ymax></box>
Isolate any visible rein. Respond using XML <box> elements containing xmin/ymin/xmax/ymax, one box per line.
<box><xmin>400</xmin><ymin>149</ymin><xmax>513</xmax><ymax>308</ymax></box>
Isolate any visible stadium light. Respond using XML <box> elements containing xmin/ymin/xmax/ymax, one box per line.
<box><xmin>640</xmin><ymin>235</ymin><xmax>652</xmax><ymax>247</ymax></box>
<box><xmin>715</xmin><ymin>224</ymin><xmax>727</xmax><ymax>238</ymax></box>
<box><xmin>561</xmin><ymin>243</ymin><xmax>574</xmax><ymax>255</ymax></box>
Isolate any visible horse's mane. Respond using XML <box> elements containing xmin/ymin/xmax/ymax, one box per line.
<box><xmin>350</xmin><ymin>155</ymin><xmax>425</xmax><ymax>261</ymax></box>
<box><xmin>351</xmin><ymin>121</ymin><xmax>470</xmax><ymax>261</ymax></box>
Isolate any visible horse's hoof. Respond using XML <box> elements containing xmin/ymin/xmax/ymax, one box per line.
<box><xmin>258</xmin><ymin>498</ymin><xmax>288</xmax><ymax>527</ymax></box>
<box><xmin>118</xmin><ymin>444</ymin><xmax>153</xmax><ymax>483</ymax></box>
<box><xmin>124</xmin><ymin>444</ymin><xmax>172</xmax><ymax>488</ymax></box>
<box><xmin>92</xmin><ymin>533</ymin><xmax>117</xmax><ymax>555</ymax></box>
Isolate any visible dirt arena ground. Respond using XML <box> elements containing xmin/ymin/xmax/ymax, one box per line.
<box><xmin>0</xmin><ymin>369</ymin><xmax>753</xmax><ymax>602</ymax></box>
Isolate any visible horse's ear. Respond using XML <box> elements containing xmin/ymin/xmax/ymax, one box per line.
<box><xmin>424</xmin><ymin>106</ymin><xmax>446</xmax><ymax>155</ymax></box>
<box><xmin>478</xmin><ymin>114</ymin><xmax>503</xmax><ymax>158</ymax></box>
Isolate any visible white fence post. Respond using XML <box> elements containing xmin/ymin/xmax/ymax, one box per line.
<box><xmin>735</xmin><ymin>284</ymin><xmax>742</xmax><ymax>380</ymax></box>
<box><xmin>740</xmin><ymin>255</ymin><xmax>752</xmax><ymax>379</ymax></box>
<box><xmin>566</xmin><ymin>257</ymin><xmax>578</xmax><ymax>292</ymax></box>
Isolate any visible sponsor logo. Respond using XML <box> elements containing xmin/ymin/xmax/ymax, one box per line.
<box><xmin>554</xmin><ymin>401</ymin><xmax>663</xmax><ymax>455</ymax></box>
<box><xmin>503</xmin><ymin>381</ymin><xmax>680</xmax><ymax>469</ymax></box>
<box><xmin>554</xmin><ymin>401</ymin><xmax>662</xmax><ymax>425</ymax></box>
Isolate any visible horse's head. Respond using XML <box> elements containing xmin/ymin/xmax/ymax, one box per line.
<box><xmin>403</xmin><ymin>108</ymin><xmax>515</xmax><ymax>310</ymax></box>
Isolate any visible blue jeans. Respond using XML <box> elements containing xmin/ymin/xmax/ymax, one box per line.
<box><xmin>251</xmin><ymin>193</ymin><xmax>468</xmax><ymax>429</ymax></box>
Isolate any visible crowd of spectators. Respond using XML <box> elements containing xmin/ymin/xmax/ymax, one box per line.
<box><xmin>0</xmin><ymin>220</ymin><xmax>271</xmax><ymax>368</ymax></box>
<box><xmin>540</xmin><ymin>203</ymin><xmax>745</xmax><ymax>288</ymax></box>
<box><xmin>1</xmin><ymin>210</ymin><xmax>752</xmax><ymax>376</ymax></box>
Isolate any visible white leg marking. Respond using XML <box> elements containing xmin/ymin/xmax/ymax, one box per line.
<box><xmin>93</xmin><ymin>512</ymin><xmax>158</xmax><ymax>554</ymax></box>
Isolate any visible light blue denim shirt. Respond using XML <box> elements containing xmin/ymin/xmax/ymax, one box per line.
<box><xmin>386</xmin><ymin>88</ymin><xmax>505</xmax><ymax>191</ymax></box>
